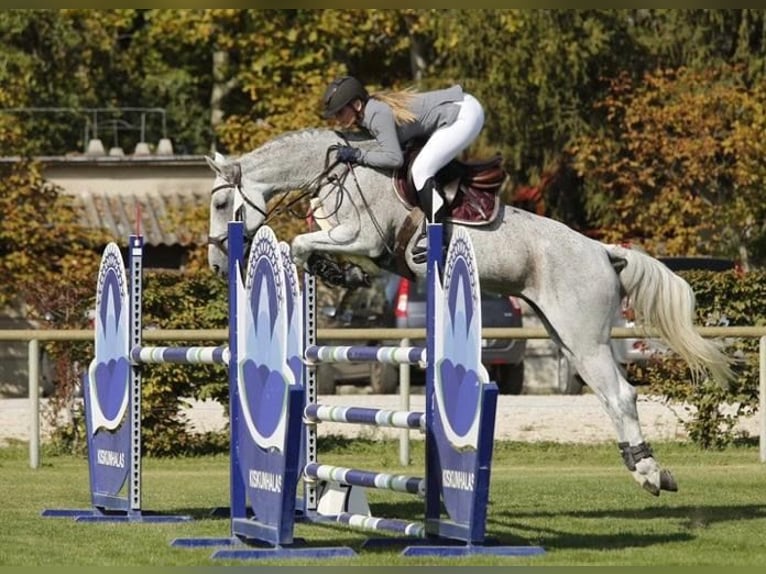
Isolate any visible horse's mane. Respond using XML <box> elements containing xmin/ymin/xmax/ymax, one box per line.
<box><xmin>236</xmin><ymin>128</ymin><xmax>376</xmax><ymax>163</ymax></box>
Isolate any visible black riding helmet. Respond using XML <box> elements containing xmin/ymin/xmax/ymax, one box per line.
<box><xmin>322</xmin><ymin>76</ymin><xmax>369</xmax><ymax>118</ymax></box>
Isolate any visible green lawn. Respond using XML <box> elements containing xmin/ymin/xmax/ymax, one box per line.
<box><xmin>1</xmin><ymin>440</ymin><xmax>765</xmax><ymax>566</ymax></box>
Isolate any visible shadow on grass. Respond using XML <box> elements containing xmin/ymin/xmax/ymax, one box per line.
<box><xmin>489</xmin><ymin>503</ymin><xmax>766</xmax><ymax>550</ymax></box>
<box><xmin>498</xmin><ymin>503</ymin><xmax>766</xmax><ymax>525</ymax></box>
<box><xmin>162</xmin><ymin>499</ymin><xmax>766</xmax><ymax>553</ymax></box>
<box><xmin>336</xmin><ymin>500</ymin><xmax>766</xmax><ymax>551</ymax></box>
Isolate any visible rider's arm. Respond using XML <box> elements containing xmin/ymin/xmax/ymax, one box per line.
<box><xmin>357</xmin><ymin>100</ymin><xmax>404</xmax><ymax>169</ymax></box>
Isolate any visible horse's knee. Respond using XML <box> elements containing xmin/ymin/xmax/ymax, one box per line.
<box><xmin>291</xmin><ymin>237</ymin><xmax>309</xmax><ymax>267</ymax></box>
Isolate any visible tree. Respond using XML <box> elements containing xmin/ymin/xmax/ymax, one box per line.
<box><xmin>211</xmin><ymin>9</ymin><xmax>422</xmax><ymax>153</ymax></box>
<box><xmin>431</xmin><ymin>11</ymin><xmax>642</xmax><ymax>180</ymax></box>
<box><xmin>0</xmin><ymin>10</ymin><xmax>216</xmax><ymax>155</ymax></box>
<box><xmin>570</xmin><ymin>66</ymin><xmax>766</xmax><ymax>266</ymax></box>
<box><xmin>627</xmin><ymin>9</ymin><xmax>766</xmax><ymax>75</ymax></box>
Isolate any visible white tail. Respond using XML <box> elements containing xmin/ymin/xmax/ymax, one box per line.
<box><xmin>607</xmin><ymin>245</ymin><xmax>734</xmax><ymax>386</ymax></box>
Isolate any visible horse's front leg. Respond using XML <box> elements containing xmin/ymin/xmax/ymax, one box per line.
<box><xmin>291</xmin><ymin>227</ymin><xmax>384</xmax><ymax>286</ymax></box>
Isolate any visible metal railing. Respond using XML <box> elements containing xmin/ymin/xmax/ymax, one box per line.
<box><xmin>2</xmin><ymin>327</ymin><xmax>765</xmax><ymax>468</ymax></box>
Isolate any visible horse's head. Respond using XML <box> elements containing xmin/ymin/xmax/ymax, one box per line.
<box><xmin>205</xmin><ymin>152</ymin><xmax>267</xmax><ymax>276</ymax></box>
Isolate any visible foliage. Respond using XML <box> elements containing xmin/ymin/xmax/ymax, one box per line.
<box><xmin>213</xmin><ymin>9</ymin><xmax>421</xmax><ymax>153</ymax></box>
<box><xmin>628</xmin><ymin>9</ymin><xmax>766</xmax><ymax>75</ymax></box>
<box><xmin>570</xmin><ymin>66</ymin><xmax>766</xmax><ymax>265</ymax></box>
<box><xmin>5</xmin><ymin>10</ymin><xmax>766</xmax><ymax>453</ymax></box>
<box><xmin>0</xmin><ymin>164</ymin><xmax>102</xmax><ymax>313</ymax></box>
<box><xmin>0</xmin><ymin>156</ymin><xmax>109</xmax><ymax>451</ymax></box>
<box><xmin>433</xmin><ymin>10</ymin><xmax>644</xmax><ymax>182</ymax></box>
<box><xmin>137</xmin><ymin>269</ymin><xmax>231</xmax><ymax>455</ymax></box>
<box><xmin>0</xmin><ymin>10</ymin><xmax>214</xmax><ymax>155</ymax></box>
<box><xmin>629</xmin><ymin>268</ymin><xmax>765</xmax><ymax>448</ymax></box>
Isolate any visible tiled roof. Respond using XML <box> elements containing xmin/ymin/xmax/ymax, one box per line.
<box><xmin>71</xmin><ymin>188</ymin><xmax>209</xmax><ymax>247</ymax></box>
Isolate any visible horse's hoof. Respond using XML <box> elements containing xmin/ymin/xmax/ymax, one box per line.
<box><xmin>641</xmin><ymin>480</ymin><xmax>660</xmax><ymax>496</ymax></box>
<box><xmin>343</xmin><ymin>264</ymin><xmax>371</xmax><ymax>288</ymax></box>
<box><xmin>659</xmin><ymin>469</ymin><xmax>678</xmax><ymax>492</ymax></box>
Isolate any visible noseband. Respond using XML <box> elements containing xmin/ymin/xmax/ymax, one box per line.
<box><xmin>207</xmin><ymin>182</ymin><xmax>269</xmax><ymax>253</ymax></box>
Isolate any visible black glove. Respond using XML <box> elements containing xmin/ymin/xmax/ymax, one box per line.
<box><xmin>336</xmin><ymin>145</ymin><xmax>362</xmax><ymax>164</ymax></box>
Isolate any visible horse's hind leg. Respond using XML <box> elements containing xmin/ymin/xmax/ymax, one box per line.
<box><xmin>570</xmin><ymin>345</ymin><xmax>678</xmax><ymax>496</ymax></box>
<box><xmin>530</xmin><ymin>285</ymin><xmax>678</xmax><ymax>496</ymax></box>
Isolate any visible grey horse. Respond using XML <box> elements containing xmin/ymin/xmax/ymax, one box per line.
<box><xmin>206</xmin><ymin>128</ymin><xmax>732</xmax><ymax>496</ymax></box>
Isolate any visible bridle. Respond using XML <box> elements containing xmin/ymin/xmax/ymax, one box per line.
<box><xmin>206</xmin><ymin>181</ymin><xmax>268</xmax><ymax>255</ymax></box>
<box><xmin>206</xmin><ymin>150</ymin><xmax>343</xmax><ymax>255</ymax></box>
<box><xmin>207</xmin><ymin>142</ymin><xmax>393</xmax><ymax>258</ymax></box>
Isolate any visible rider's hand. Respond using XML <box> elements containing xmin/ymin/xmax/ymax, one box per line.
<box><xmin>336</xmin><ymin>145</ymin><xmax>362</xmax><ymax>164</ymax></box>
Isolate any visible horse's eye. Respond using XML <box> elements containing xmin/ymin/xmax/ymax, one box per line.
<box><xmin>213</xmin><ymin>195</ymin><xmax>229</xmax><ymax>211</ymax></box>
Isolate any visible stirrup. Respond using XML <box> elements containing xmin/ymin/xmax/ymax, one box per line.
<box><xmin>411</xmin><ymin>225</ymin><xmax>428</xmax><ymax>264</ymax></box>
<box><xmin>413</xmin><ymin>243</ymin><xmax>447</xmax><ymax>265</ymax></box>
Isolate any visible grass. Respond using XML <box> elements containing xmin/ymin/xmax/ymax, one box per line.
<box><xmin>1</xmin><ymin>439</ymin><xmax>765</xmax><ymax>566</ymax></box>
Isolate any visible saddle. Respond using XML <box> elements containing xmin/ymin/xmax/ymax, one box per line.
<box><xmin>393</xmin><ymin>144</ymin><xmax>506</xmax><ymax>226</ymax></box>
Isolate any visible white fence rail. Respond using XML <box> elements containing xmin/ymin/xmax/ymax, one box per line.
<box><xmin>2</xmin><ymin>327</ymin><xmax>765</xmax><ymax>468</ymax></box>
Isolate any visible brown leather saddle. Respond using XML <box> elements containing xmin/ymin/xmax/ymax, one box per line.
<box><xmin>393</xmin><ymin>144</ymin><xmax>506</xmax><ymax>226</ymax></box>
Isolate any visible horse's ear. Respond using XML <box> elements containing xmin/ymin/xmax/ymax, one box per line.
<box><xmin>205</xmin><ymin>155</ymin><xmax>222</xmax><ymax>175</ymax></box>
<box><xmin>206</xmin><ymin>154</ymin><xmax>241</xmax><ymax>185</ymax></box>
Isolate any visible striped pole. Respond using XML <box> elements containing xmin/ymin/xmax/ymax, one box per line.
<box><xmin>130</xmin><ymin>346</ymin><xmax>229</xmax><ymax>365</ymax></box>
<box><xmin>304</xmin><ymin>463</ymin><xmax>425</xmax><ymax>496</ymax></box>
<box><xmin>336</xmin><ymin>513</ymin><xmax>425</xmax><ymax>538</ymax></box>
<box><xmin>304</xmin><ymin>345</ymin><xmax>426</xmax><ymax>365</ymax></box>
<box><xmin>304</xmin><ymin>404</ymin><xmax>424</xmax><ymax>431</ymax></box>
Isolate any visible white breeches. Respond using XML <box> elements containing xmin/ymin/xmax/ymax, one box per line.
<box><xmin>410</xmin><ymin>93</ymin><xmax>485</xmax><ymax>190</ymax></box>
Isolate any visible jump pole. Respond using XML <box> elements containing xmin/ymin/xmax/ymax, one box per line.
<box><xmin>293</xmin><ymin>222</ymin><xmax>546</xmax><ymax>557</ymax></box>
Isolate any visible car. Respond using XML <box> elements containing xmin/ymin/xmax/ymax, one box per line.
<box><xmin>556</xmin><ymin>256</ymin><xmax>738</xmax><ymax>394</ymax></box>
<box><xmin>316</xmin><ymin>272</ymin><xmax>527</xmax><ymax>395</ymax></box>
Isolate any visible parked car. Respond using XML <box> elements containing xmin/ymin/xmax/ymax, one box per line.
<box><xmin>556</xmin><ymin>256</ymin><xmax>738</xmax><ymax>394</ymax></box>
<box><xmin>316</xmin><ymin>272</ymin><xmax>527</xmax><ymax>395</ymax></box>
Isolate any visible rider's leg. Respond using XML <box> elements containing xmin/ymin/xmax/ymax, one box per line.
<box><xmin>410</xmin><ymin>94</ymin><xmax>484</xmax><ymax>261</ymax></box>
<box><xmin>411</xmin><ymin>177</ymin><xmax>446</xmax><ymax>261</ymax></box>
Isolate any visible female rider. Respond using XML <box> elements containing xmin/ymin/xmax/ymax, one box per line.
<box><xmin>321</xmin><ymin>75</ymin><xmax>485</xmax><ymax>259</ymax></box>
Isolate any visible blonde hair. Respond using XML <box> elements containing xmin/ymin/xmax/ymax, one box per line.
<box><xmin>369</xmin><ymin>88</ymin><xmax>418</xmax><ymax>125</ymax></box>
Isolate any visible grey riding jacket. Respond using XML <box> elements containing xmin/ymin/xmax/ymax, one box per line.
<box><xmin>356</xmin><ymin>85</ymin><xmax>465</xmax><ymax>169</ymax></box>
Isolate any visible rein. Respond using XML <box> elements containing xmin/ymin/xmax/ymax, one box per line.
<box><xmin>208</xmin><ymin>144</ymin><xmax>394</xmax><ymax>258</ymax></box>
<box><xmin>207</xmin><ymin>157</ymin><xmax>341</xmax><ymax>251</ymax></box>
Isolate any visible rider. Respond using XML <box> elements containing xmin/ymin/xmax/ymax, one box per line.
<box><xmin>321</xmin><ymin>75</ymin><xmax>486</xmax><ymax>259</ymax></box>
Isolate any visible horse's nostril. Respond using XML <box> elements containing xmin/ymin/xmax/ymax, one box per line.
<box><xmin>212</xmin><ymin>264</ymin><xmax>220</xmax><ymax>275</ymax></box>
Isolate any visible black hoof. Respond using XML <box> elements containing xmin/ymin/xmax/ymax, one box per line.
<box><xmin>343</xmin><ymin>264</ymin><xmax>371</xmax><ymax>288</ymax></box>
<box><xmin>660</xmin><ymin>469</ymin><xmax>678</xmax><ymax>492</ymax></box>
<box><xmin>306</xmin><ymin>254</ymin><xmax>346</xmax><ymax>287</ymax></box>
<box><xmin>641</xmin><ymin>480</ymin><xmax>661</xmax><ymax>497</ymax></box>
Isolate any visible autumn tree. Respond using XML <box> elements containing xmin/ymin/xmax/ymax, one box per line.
<box><xmin>570</xmin><ymin>66</ymin><xmax>766</xmax><ymax>266</ymax></box>
<box><xmin>209</xmin><ymin>9</ymin><xmax>424</xmax><ymax>153</ymax></box>
<box><xmin>0</xmin><ymin>10</ymin><xmax>215</xmax><ymax>155</ymax></box>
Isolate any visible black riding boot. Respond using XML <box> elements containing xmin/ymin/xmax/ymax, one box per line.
<box><xmin>412</xmin><ymin>177</ymin><xmax>446</xmax><ymax>264</ymax></box>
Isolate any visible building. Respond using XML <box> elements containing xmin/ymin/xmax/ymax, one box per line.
<box><xmin>41</xmin><ymin>152</ymin><xmax>212</xmax><ymax>268</ymax></box>
<box><xmin>0</xmin><ymin>151</ymin><xmax>213</xmax><ymax>397</ymax></box>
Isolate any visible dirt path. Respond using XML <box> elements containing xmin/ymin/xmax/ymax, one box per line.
<box><xmin>2</xmin><ymin>394</ymin><xmax>758</xmax><ymax>446</ymax></box>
